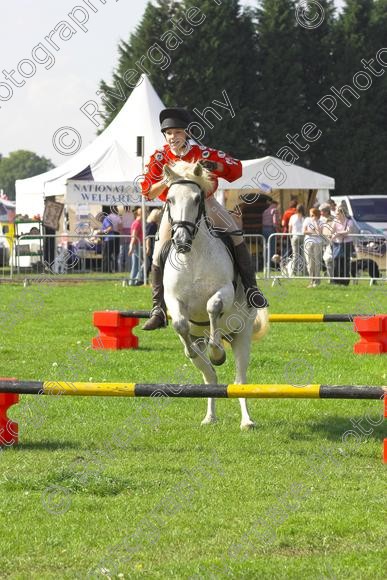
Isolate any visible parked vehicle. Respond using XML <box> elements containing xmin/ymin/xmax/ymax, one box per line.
<box><xmin>332</xmin><ymin>195</ymin><xmax>387</xmax><ymax>279</ymax></box>
<box><xmin>332</xmin><ymin>194</ymin><xmax>387</xmax><ymax>237</ymax></box>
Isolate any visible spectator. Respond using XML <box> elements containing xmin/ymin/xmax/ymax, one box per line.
<box><xmin>303</xmin><ymin>207</ymin><xmax>323</xmax><ymax>287</ymax></box>
<box><xmin>320</xmin><ymin>202</ymin><xmax>335</xmax><ymax>282</ymax></box>
<box><xmin>100</xmin><ymin>206</ymin><xmax>121</xmax><ymax>273</ymax></box>
<box><xmin>128</xmin><ymin>207</ymin><xmax>144</xmax><ymax>286</ymax></box>
<box><xmin>329</xmin><ymin>198</ymin><xmax>337</xmax><ymax>214</ymax></box>
<box><xmin>262</xmin><ymin>199</ymin><xmax>280</xmax><ymax>264</ymax></box>
<box><xmin>119</xmin><ymin>206</ymin><xmax>134</xmax><ymax>273</ymax></box>
<box><xmin>331</xmin><ymin>204</ymin><xmax>357</xmax><ymax>285</ymax></box>
<box><xmin>145</xmin><ymin>209</ymin><xmax>162</xmax><ymax>276</ymax></box>
<box><xmin>281</xmin><ymin>199</ymin><xmax>298</xmax><ymax>259</ymax></box>
<box><xmin>288</xmin><ymin>203</ymin><xmax>305</xmax><ymax>276</ymax></box>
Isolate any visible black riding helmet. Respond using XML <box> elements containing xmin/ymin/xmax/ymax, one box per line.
<box><xmin>159</xmin><ymin>107</ymin><xmax>192</xmax><ymax>132</ymax></box>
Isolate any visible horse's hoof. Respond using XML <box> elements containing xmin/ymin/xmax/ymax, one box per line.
<box><xmin>240</xmin><ymin>421</ymin><xmax>256</xmax><ymax>431</ymax></box>
<box><xmin>201</xmin><ymin>417</ymin><xmax>217</xmax><ymax>425</ymax></box>
<box><xmin>209</xmin><ymin>351</ymin><xmax>226</xmax><ymax>366</ymax></box>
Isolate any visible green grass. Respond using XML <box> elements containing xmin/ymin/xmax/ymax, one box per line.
<box><xmin>0</xmin><ymin>280</ymin><xmax>386</xmax><ymax>579</ymax></box>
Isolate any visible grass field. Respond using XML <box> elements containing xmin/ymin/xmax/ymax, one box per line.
<box><xmin>0</xmin><ymin>280</ymin><xmax>386</xmax><ymax>579</ymax></box>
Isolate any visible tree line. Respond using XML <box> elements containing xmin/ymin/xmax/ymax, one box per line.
<box><xmin>99</xmin><ymin>0</ymin><xmax>387</xmax><ymax>196</ymax></box>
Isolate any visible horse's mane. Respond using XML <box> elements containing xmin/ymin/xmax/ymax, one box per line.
<box><xmin>172</xmin><ymin>161</ymin><xmax>215</xmax><ymax>196</ymax></box>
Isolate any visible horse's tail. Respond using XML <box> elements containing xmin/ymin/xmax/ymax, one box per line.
<box><xmin>252</xmin><ymin>308</ymin><xmax>270</xmax><ymax>342</ymax></box>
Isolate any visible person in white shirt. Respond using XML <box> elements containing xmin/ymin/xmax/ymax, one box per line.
<box><xmin>288</xmin><ymin>203</ymin><xmax>305</xmax><ymax>276</ymax></box>
<box><xmin>303</xmin><ymin>207</ymin><xmax>323</xmax><ymax>287</ymax></box>
<box><xmin>320</xmin><ymin>203</ymin><xmax>335</xmax><ymax>281</ymax></box>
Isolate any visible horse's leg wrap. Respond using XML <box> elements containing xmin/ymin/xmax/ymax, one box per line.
<box><xmin>234</xmin><ymin>242</ymin><xmax>269</xmax><ymax>309</ymax></box>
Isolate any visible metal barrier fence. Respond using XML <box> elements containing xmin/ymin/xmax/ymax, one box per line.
<box><xmin>9</xmin><ymin>234</ymin><xmax>151</xmax><ymax>283</ymax></box>
<box><xmin>266</xmin><ymin>233</ymin><xmax>387</xmax><ymax>284</ymax></box>
<box><xmin>1</xmin><ymin>232</ymin><xmax>385</xmax><ymax>284</ymax></box>
<box><xmin>0</xmin><ymin>235</ymin><xmax>13</xmax><ymax>280</ymax></box>
<box><xmin>245</xmin><ymin>234</ymin><xmax>266</xmax><ymax>275</ymax></box>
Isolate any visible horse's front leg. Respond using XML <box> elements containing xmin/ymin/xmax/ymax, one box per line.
<box><xmin>167</xmin><ymin>300</ymin><xmax>218</xmax><ymax>424</ymax></box>
<box><xmin>207</xmin><ymin>284</ymin><xmax>234</xmax><ymax>366</ymax></box>
<box><xmin>230</xmin><ymin>321</ymin><xmax>256</xmax><ymax>430</ymax></box>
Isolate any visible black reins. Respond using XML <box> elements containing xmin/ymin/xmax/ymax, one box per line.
<box><xmin>166</xmin><ymin>179</ymin><xmax>207</xmax><ymax>241</ymax></box>
<box><xmin>166</xmin><ymin>179</ymin><xmax>244</xmax><ymax>241</ymax></box>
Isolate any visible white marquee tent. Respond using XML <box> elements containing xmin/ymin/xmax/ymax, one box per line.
<box><xmin>217</xmin><ymin>156</ymin><xmax>335</xmax><ymax>211</ymax></box>
<box><xmin>219</xmin><ymin>156</ymin><xmax>334</xmax><ymax>191</ymax></box>
<box><xmin>16</xmin><ymin>76</ymin><xmax>335</xmax><ymax>217</ymax></box>
<box><xmin>16</xmin><ymin>74</ymin><xmax>166</xmax><ymax>216</ymax></box>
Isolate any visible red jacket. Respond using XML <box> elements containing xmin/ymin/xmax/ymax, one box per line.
<box><xmin>282</xmin><ymin>208</ymin><xmax>297</xmax><ymax>233</ymax></box>
<box><xmin>141</xmin><ymin>142</ymin><xmax>242</xmax><ymax>201</ymax></box>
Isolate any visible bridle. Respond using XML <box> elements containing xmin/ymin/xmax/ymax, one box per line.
<box><xmin>166</xmin><ymin>179</ymin><xmax>207</xmax><ymax>243</ymax></box>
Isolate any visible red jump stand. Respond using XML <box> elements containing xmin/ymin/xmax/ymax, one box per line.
<box><xmin>92</xmin><ymin>311</ymin><xmax>139</xmax><ymax>350</ymax></box>
<box><xmin>384</xmin><ymin>396</ymin><xmax>387</xmax><ymax>464</ymax></box>
<box><xmin>0</xmin><ymin>378</ymin><xmax>19</xmax><ymax>446</ymax></box>
<box><xmin>353</xmin><ymin>315</ymin><xmax>387</xmax><ymax>355</ymax></box>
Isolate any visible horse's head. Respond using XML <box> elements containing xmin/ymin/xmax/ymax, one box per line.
<box><xmin>164</xmin><ymin>161</ymin><xmax>214</xmax><ymax>254</ymax></box>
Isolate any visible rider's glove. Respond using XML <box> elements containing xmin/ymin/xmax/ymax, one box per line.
<box><xmin>199</xmin><ymin>160</ymin><xmax>218</xmax><ymax>172</ymax></box>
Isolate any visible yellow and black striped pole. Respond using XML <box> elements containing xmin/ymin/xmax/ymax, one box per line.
<box><xmin>0</xmin><ymin>381</ymin><xmax>385</xmax><ymax>399</ymax></box>
<box><xmin>120</xmin><ymin>311</ymin><xmax>371</xmax><ymax>323</ymax></box>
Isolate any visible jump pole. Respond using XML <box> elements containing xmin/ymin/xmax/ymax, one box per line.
<box><xmin>0</xmin><ymin>380</ymin><xmax>385</xmax><ymax>399</ymax></box>
<box><xmin>119</xmin><ymin>311</ymin><xmax>372</xmax><ymax>323</ymax></box>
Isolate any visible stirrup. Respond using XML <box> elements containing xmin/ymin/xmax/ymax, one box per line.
<box><xmin>245</xmin><ymin>287</ymin><xmax>269</xmax><ymax>309</ymax></box>
<box><xmin>142</xmin><ymin>307</ymin><xmax>168</xmax><ymax>330</ymax></box>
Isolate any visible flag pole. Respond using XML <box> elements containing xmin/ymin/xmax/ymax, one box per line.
<box><xmin>137</xmin><ymin>136</ymin><xmax>147</xmax><ymax>285</ymax></box>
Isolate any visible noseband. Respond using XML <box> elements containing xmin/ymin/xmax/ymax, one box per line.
<box><xmin>166</xmin><ymin>179</ymin><xmax>206</xmax><ymax>242</ymax></box>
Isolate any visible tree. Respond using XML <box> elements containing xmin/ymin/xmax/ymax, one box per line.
<box><xmin>99</xmin><ymin>0</ymin><xmax>259</xmax><ymax>157</ymax></box>
<box><xmin>327</xmin><ymin>0</ymin><xmax>378</xmax><ymax>194</ymax></box>
<box><xmin>297</xmin><ymin>0</ymin><xmax>337</xmax><ymax>173</ymax></box>
<box><xmin>170</xmin><ymin>0</ymin><xmax>260</xmax><ymax>158</ymax></box>
<box><xmin>0</xmin><ymin>150</ymin><xmax>55</xmax><ymax>200</ymax></box>
<box><xmin>363</xmin><ymin>0</ymin><xmax>387</xmax><ymax>194</ymax></box>
<box><xmin>99</xmin><ymin>0</ymin><xmax>178</xmax><ymax>128</ymax></box>
<box><xmin>254</xmin><ymin>0</ymin><xmax>306</xmax><ymax>160</ymax></box>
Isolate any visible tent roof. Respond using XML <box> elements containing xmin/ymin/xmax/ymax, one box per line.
<box><xmin>16</xmin><ymin>74</ymin><xmax>165</xmax><ymax>213</ymax></box>
<box><xmin>218</xmin><ymin>156</ymin><xmax>335</xmax><ymax>191</ymax></box>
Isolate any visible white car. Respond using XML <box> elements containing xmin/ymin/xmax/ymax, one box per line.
<box><xmin>332</xmin><ymin>194</ymin><xmax>387</xmax><ymax>279</ymax></box>
<box><xmin>332</xmin><ymin>194</ymin><xmax>387</xmax><ymax>237</ymax></box>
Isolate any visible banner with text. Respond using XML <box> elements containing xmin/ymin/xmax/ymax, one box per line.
<box><xmin>65</xmin><ymin>180</ymin><xmax>157</xmax><ymax>206</ymax></box>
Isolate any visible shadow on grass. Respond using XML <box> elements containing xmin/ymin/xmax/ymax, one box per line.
<box><xmin>15</xmin><ymin>441</ymin><xmax>81</xmax><ymax>451</ymax></box>
<box><xmin>290</xmin><ymin>415</ymin><xmax>385</xmax><ymax>442</ymax></box>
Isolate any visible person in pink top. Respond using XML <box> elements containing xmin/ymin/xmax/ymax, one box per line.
<box><xmin>119</xmin><ymin>206</ymin><xmax>134</xmax><ymax>273</ymax></box>
<box><xmin>262</xmin><ymin>200</ymin><xmax>280</xmax><ymax>263</ymax></box>
<box><xmin>128</xmin><ymin>207</ymin><xmax>143</xmax><ymax>286</ymax></box>
<box><xmin>100</xmin><ymin>206</ymin><xmax>122</xmax><ymax>273</ymax></box>
<box><xmin>330</xmin><ymin>204</ymin><xmax>357</xmax><ymax>285</ymax></box>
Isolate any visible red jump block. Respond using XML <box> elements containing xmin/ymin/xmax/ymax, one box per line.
<box><xmin>92</xmin><ymin>311</ymin><xmax>139</xmax><ymax>350</ymax></box>
<box><xmin>353</xmin><ymin>315</ymin><xmax>387</xmax><ymax>355</ymax></box>
<box><xmin>0</xmin><ymin>378</ymin><xmax>19</xmax><ymax>446</ymax></box>
<box><xmin>384</xmin><ymin>396</ymin><xmax>387</xmax><ymax>464</ymax></box>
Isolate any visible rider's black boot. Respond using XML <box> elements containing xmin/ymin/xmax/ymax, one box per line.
<box><xmin>142</xmin><ymin>265</ymin><xmax>168</xmax><ymax>330</ymax></box>
<box><xmin>234</xmin><ymin>242</ymin><xmax>269</xmax><ymax>309</ymax></box>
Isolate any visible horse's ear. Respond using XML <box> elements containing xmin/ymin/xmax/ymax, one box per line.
<box><xmin>163</xmin><ymin>165</ymin><xmax>178</xmax><ymax>182</ymax></box>
<box><xmin>193</xmin><ymin>162</ymin><xmax>203</xmax><ymax>177</ymax></box>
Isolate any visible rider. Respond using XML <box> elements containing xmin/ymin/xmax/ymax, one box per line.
<box><xmin>141</xmin><ymin>107</ymin><xmax>268</xmax><ymax>331</ymax></box>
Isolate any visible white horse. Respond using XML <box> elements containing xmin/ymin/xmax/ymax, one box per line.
<box><xmin>162</xmin><ymin>161</ymin><xmax>269</xmax><ymax>429</ymax></box>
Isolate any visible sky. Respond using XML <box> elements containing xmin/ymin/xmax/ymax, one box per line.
<box><xmin>0</xmin><ymin>0</ymin><xmax>345</xmax><ymax>167</ymax></box>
